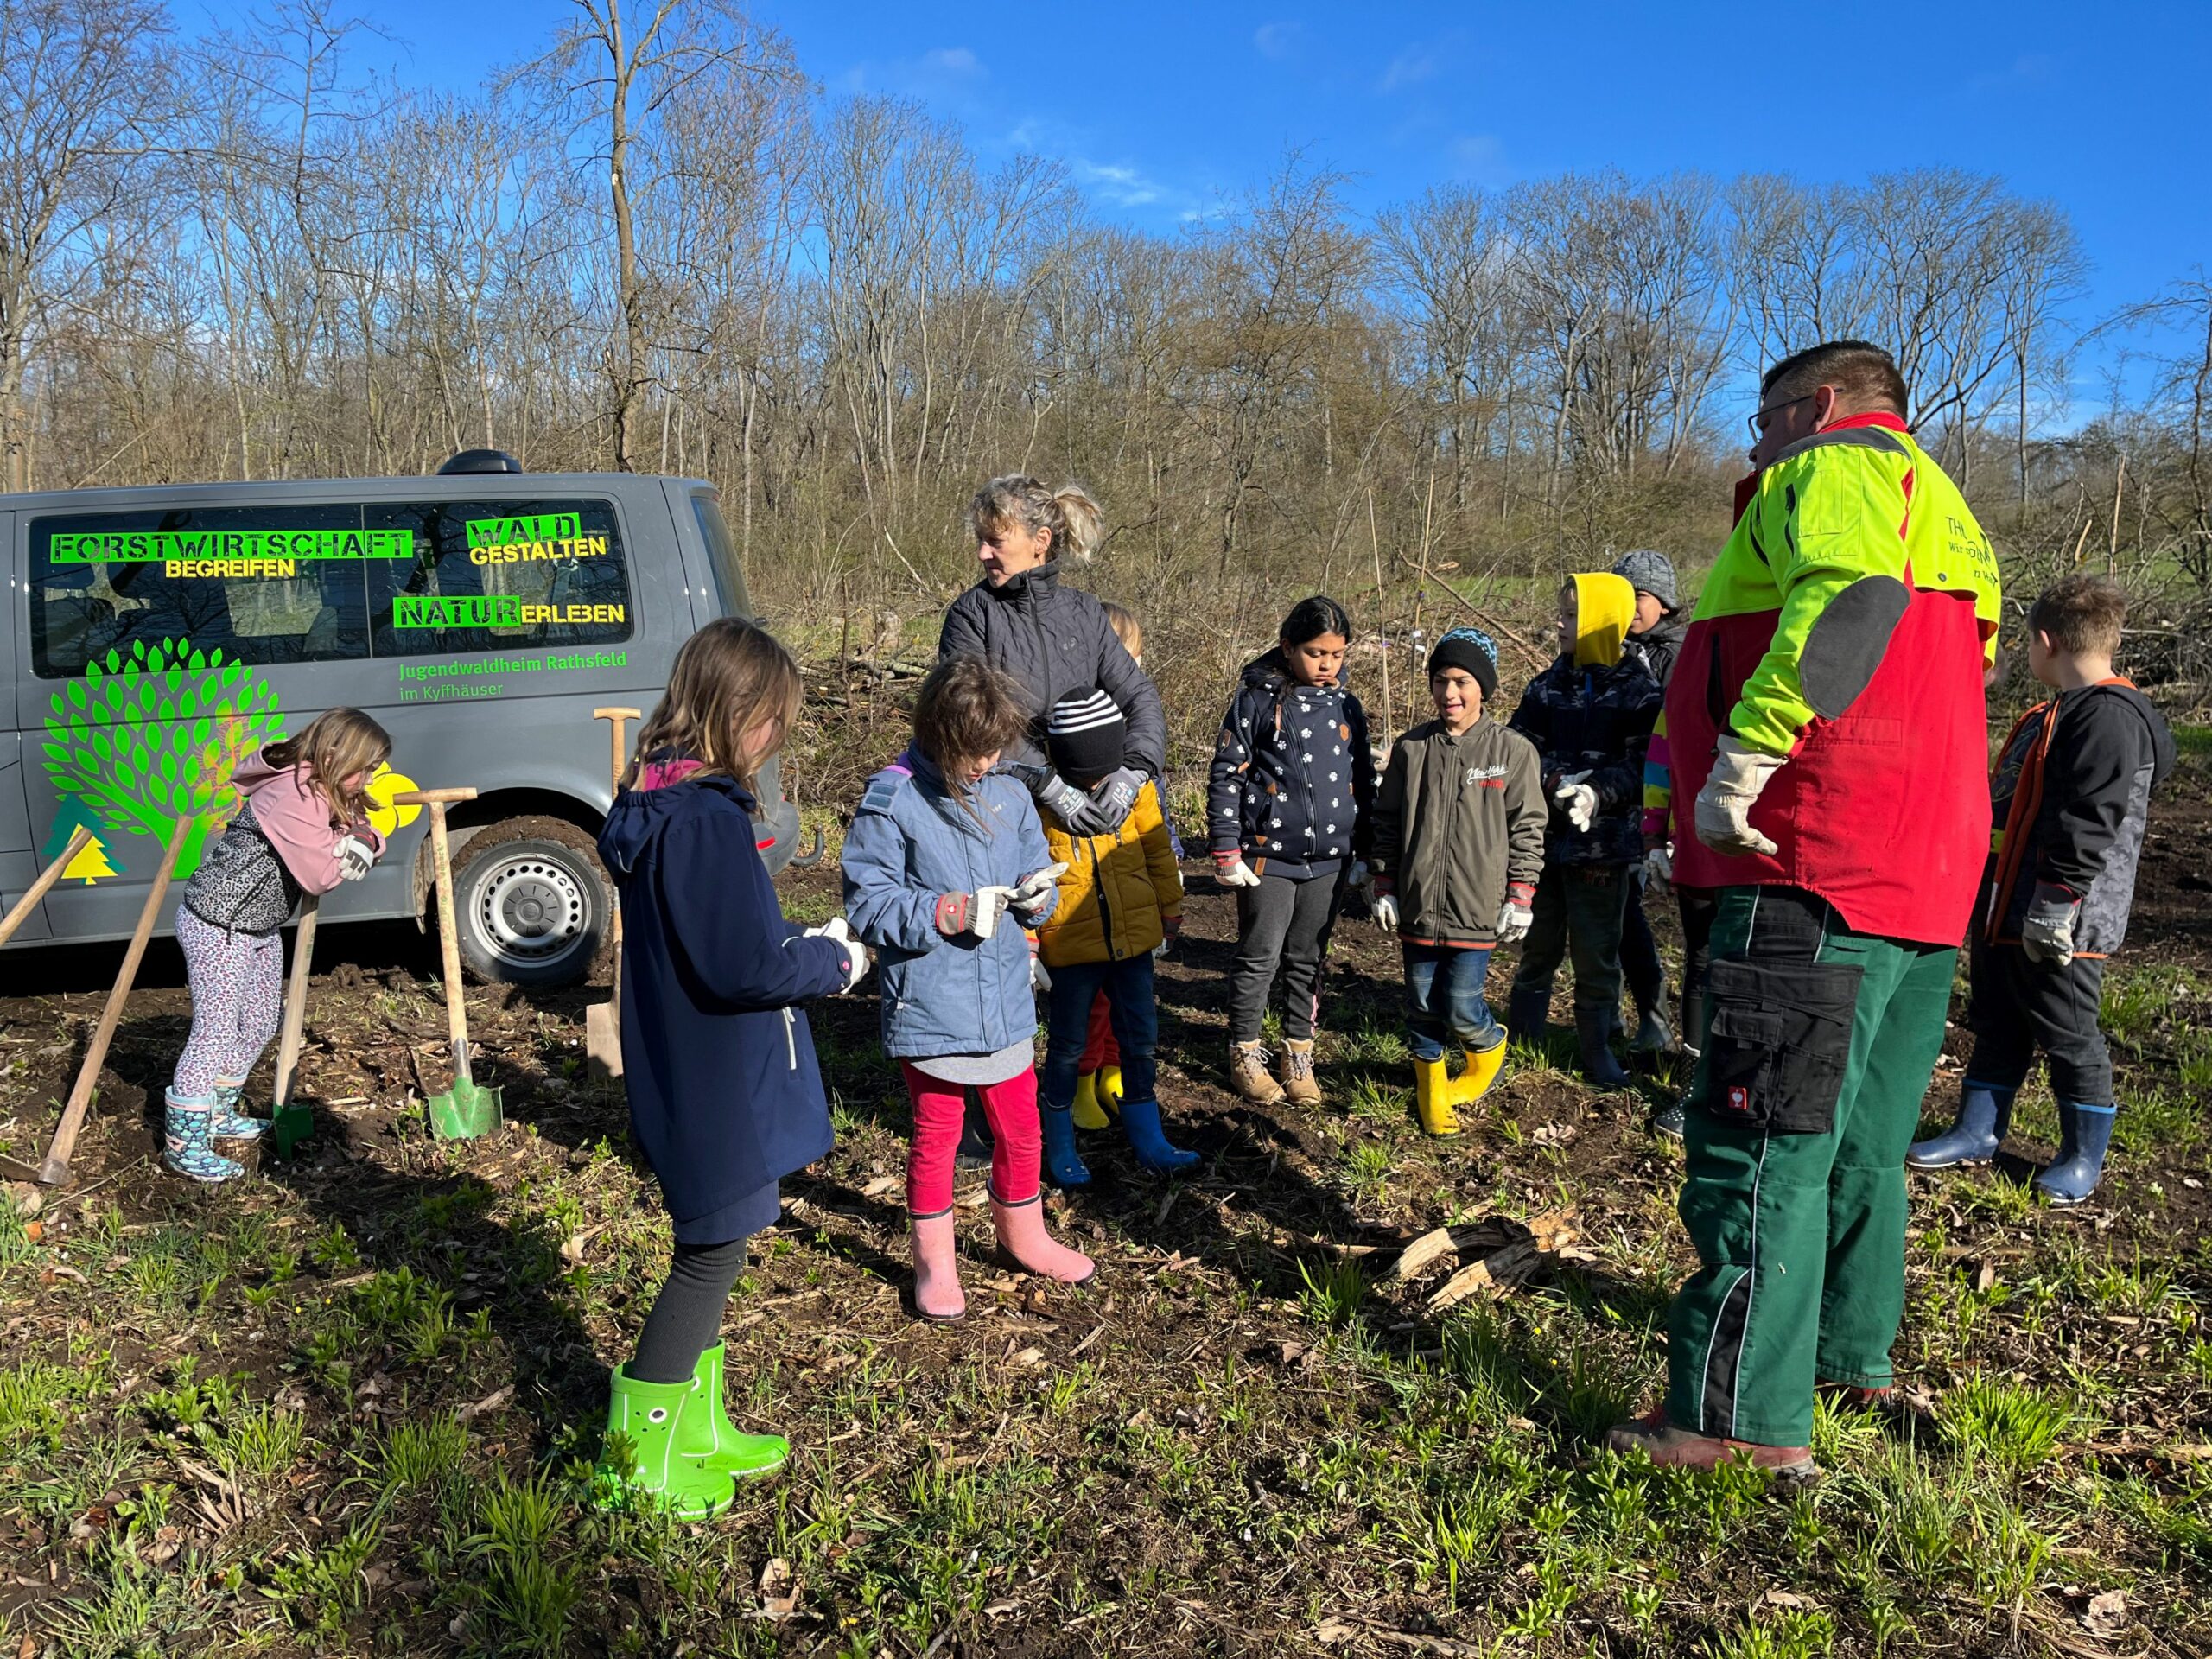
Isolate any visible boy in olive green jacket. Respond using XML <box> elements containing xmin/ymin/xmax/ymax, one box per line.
<box><xmin>1370</xmin><ymin>628</ymin><xmax>1547</xmax><ymax>1136</ymax></box>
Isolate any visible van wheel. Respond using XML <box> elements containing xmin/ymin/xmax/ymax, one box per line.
<box><xmin>448</xmin><ymin>816</ymin><xmax>610</xmax><ymax>988</ymax></box>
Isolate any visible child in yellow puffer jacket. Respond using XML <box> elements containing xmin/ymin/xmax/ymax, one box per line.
<box><xmin>1033</xmin><ymin>688</ymin><xmax>1195</xmax><ymax>1185</ymax></box>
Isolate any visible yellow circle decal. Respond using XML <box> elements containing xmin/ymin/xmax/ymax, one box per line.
<box><xmin>365</xmin><ymin>764</ymin><xmax>423</xmax><ymax>839</ymax></box>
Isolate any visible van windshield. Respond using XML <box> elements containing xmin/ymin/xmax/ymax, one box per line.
<box><xmin>691</xmin><ymin>494</ymin><xmax>747</xmax><ymax>619</ymax></box>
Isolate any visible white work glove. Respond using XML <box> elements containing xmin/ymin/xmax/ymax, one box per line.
<box><xmin>1643</xmin><ymin>843</ymin><xmax>1674</xmax><ymax>889</ymax></box>
<box><xmin>335</xmin><ymin>835</ymin><xmax>376</xmax><ymax>881</ymax></box>
<box><xmin>1694</xmin><ymin>735</ymin><xmax>1787</xmax><ymax>857</ymax></box>
<box><xmin>1495</xmin><ymin>883</ymin><xmax>1535</xmax><ymax>944</ymax></box>
<box><xmin>806</xmin><ymin>917</ymin><xmax>869</xmax><ymax>992</ymax></box>
<box><xmin>1552</xmin><ymin>771</ymin><xmax>1599</xmax><ymax>834</ymax></box>
<box><xmin>1010</xmin><ymin>862</ymin><xmax>1068</xmax><ymax>923</ymax></box>
<box><xmin>1372</xmin><ymin>893</ymin><xmax>1399</xmax><ymax>932</ymax></box>
<box><xmin>1031</xmin><ymin>953</ymin><xmax>1054</xmax><ymax>992</ymax></box>
<box><xmin>2021</xmin><ymin>884</ymin><xmax>2080</xmax><ymax>967</ymax></box>
<box><xmin>1215</xmin><ymin>855</ymin><xmax>1262</xmax><ymax>889</ymax></box>
<box><xmin>1066</xmin><ymin>767</ymin><xmax>1144</xmax><ymax>836</ymax></box>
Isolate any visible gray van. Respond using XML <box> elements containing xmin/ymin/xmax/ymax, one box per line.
<box><xmin>1</xmin><ymin>456</ymin><xmax>806</xmax><ymax>985</ymax></box>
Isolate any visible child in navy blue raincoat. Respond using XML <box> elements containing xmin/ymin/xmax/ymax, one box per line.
<box><xmin>594</xmin><ymin>618</ymin><xmax>868</xmax><ymax>1521</ymax></box>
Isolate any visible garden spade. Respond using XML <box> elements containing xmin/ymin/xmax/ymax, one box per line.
<box><xmin>37</xmin><ymin>815</ymin><xmax>194</xmax><ymax>1186</ymax></box>
<box><xmin>585</xmin><ymin>706</ymin><xmax>640</xmax><ymax>1084</ymax></box>
<box><xmin>267</xmin><ymin>893</ymin><xmax>320</xmax><ymax>1157</ymax></box>
<box><xmin>393</xmin><ymin>787</ymin><xmax>502</xmax><ymax>1139</ymax></box>
<box><xmin>0</xmin><ymin>825</ymin><xmax>93</xmax><ymax>950</ymax></box>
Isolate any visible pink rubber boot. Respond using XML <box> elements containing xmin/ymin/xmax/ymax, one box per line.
<box><xmin>909</xmin><ymin>1209</ymin><xmax>966</xmax><ymax>1322</ymax></box>
<box><xmin>990</xmin><ymin>1190</ymin><xmax>1096</xmax><ymax>1285</ymax></box>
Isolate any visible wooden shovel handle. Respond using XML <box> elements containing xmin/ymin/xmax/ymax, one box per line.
<box><xmin>270</xmin><ymin>893</ymin><xmax>320</xmax><ymax>1109</ymax></box>
<box><xmin>38</xmin><ymin>816</ymin><xmax>194</xmax><ymax>1185</ymax></box>
<box><xmin>391</xmin><ymin>787</ymin><xmax>478</xmax><ymax>805</ymax></box>
<box><xmin>419</xmin><ymin>802</ymin><xmax>472</xmax><ymax>1086</ymax></box>
<box><xmin>0</xmin><ymin>826</ymin><xmax>92</xmax><ymax>950</ymax></box>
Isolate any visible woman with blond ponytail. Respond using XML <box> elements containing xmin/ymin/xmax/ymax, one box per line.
<box><xmin>938</xmin><ymin>476</ymin><xmax>1166</xmax><ymax>839</ymax></box>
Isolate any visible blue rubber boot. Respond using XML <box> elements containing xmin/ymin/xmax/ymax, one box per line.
<box><xmin>1906</xmin><ymin>1080</ymin><xmax>2014</xmax><ymax>1170</ymax></box>
<box><xmin>210</xmin><ymin>1077</ymin><xmax>266</xmax><ymax>1141</ymax></box>
<box><xmin>1039</xmin><ymin>1105</ymin><xmax>1092</xmax><ymax>1189</ymax></box>
<box><xmin>163</xmin><ymin>1090</ymin><xmax>244</xmax><ymax>1185</ymax></box>
<box><xmin>1119</xmin><ymin>1098</ymin><xmax>1199</xmax><ymax>1173</ymax></box>
<box><xmin>2035</xmin><ymin>1102</ymin><xmax>2117</xmax><ymax>1206</ymax></box>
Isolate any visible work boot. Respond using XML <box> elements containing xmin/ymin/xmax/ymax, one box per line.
<box><xmin>163</xmin><ymin>1090</ymin><xmax>244</xmax><ymax>1185</ymax></box>
<box><xmin>1071</xmin><ymin>1072</ymin><xmax>1111</xmax><ymax>1132</ymax></box>
<box><xmin>598</xmin><ymin>1368</ymin><xmax>736</xmax><ymax>1520</ymax></box>
<box><xmin>1507</xmin><ymin>988</ymin><xmax>1552</xmax><ymax>1053</ymax></box>
<box><xmin>691</xmin><ymin>1344</ymin><xmax>789</xmax><ymax>1479</ymax></box>
<box><xmin>1452</xmin><ymin>1039</ymin><xmax>1508</xmax><ymax>1109</ymax></box>
<box><xmin>990</xmin><ymin>1189</ymin><xmax>1095</xmax><ymax>1284</ymax></box>
<box><xmin>1605</xmin><ymin>1408</ymin><xmax>1815</xmax><ymax>1482</ymax></box>
<box><xmin>1630</xmin><ymin>1001</ymin><xmax>1672</xmax><ymax>1057</ymax></box>
<box><xmin>1649</xmin><ymin>1100</ymin><xmax>1686</xmax><ymax>1141</ymax></box>
<box><xmin>1120</xmin><ymin>1099</ymin><xmax>1200</xmax><ymax>1173</ymax></box>
<box><xmin>2035</xmin><ymin>1102</ymin><xmax>2118</xmax><ymax>1206</ymax></box>
<box><xmin>1412</xmin><ymin>1056</ymin><xmax>1460</xmax><ymax>1139</ymax></box>
<box><xmin>1040</xmin><ymin>1104</ymin><xmax>1093</xmax><ymax>1190</ymax></box>
<box><xmin>1280</xmin><ymin>1038</ymin><xmax>1323</xmax><ymax>1108</ymax></box>
<box><xmin>209</xmin><ymin>1077</ymin><xmax>265</xmax><ymax>1141</ymax></box>
<box><xmin>1574</xmin><ymin>1005</ymin><xmax>1632</xmax><ymax>1090</ymax></box>
<box><xmin>1228</xmin><ymin>1040</ymin><xmax>1286</xmax><ymax>1106</ymax></box>
<box><xmin>1906</xmin><ymin>1081</ymin><xmax>2015</xmax><ymax>1170</ymax></box>
<box><xmin>908</xmin><ymin>1208</ymin><xmax>967</xmax><ymax>1321</ymax></box>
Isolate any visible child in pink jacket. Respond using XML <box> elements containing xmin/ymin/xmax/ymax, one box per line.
<box><xmin>166</xmin><ymin>709</ymin><xmax>392</xmax><ymax>1182</ymax></box>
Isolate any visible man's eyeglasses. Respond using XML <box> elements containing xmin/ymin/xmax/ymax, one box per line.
<box><xmin>1747</xmin><ymin>392</ymin><xmax>1815</xmax><ymax>445</ymax></box>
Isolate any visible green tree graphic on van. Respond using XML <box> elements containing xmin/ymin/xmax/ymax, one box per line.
<box><xmin>42</xmin><ymin>639</ymin><xmax>286</xmax><ymax>879</ymax></box>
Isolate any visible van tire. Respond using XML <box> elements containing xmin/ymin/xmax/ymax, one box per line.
<box><xmin>447</xmin><ymin>816</ymin><xmax>611</xmax><ymax>988</ymax></box>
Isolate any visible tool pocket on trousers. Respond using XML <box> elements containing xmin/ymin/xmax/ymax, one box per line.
<box><xmin>1698</xmin><ymin>957</ymin><xmax>1862</xmax><ymax>1134</ymax></box>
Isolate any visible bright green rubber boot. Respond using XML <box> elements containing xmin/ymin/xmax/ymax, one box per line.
<box><xmin>693</xmin><ymin>1343</ymin><xmax>790</xmax><ymax>1479</ymax></box>
<box><xmin>599</xmin><ymin>1366</ymin><xmax>735</xmax><ymax>1520</ymax></box>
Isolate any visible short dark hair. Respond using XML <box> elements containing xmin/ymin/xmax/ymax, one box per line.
<box><xmin>2028</xmin><ymin>573</ymin><xmax>2127</xmax><ymax>657</ymax></box>
<box><xmin>1760</xmin><ymin>339</ymin><xmax>1910</xmax><ymax>419</ymax></box>
<box><xmin>1279</xmin><ymin>594</ymin><xmax>1351</xmax><ymax>648</ymax></box>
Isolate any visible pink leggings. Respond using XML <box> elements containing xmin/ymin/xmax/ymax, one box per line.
<box><xmin>900</xmin><ymin>1063</ymin><xmax>1041</xmax><ymax>1214</ymax></box>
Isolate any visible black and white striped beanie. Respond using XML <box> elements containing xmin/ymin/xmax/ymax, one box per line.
<box><xmin>1046</xmin><ymin>688</ymin><xmax>1127</xmax><ymax>785</ymax></box>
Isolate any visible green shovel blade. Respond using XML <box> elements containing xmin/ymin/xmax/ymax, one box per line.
<box><xmin>429</xmin><ymin>1079</ymin><xmax>503</xmax><ymax>1141</ymax></box>
<box><xmin>271</xmin><ymin>1101</ymin><xmax>315</xmax><ymax>1159</ymax></box>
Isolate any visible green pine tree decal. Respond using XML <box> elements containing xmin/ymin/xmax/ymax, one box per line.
<box><xmin>42</xmin><ymin>639</ymin><xmax>286</xmax><ymax>878</ymax></box>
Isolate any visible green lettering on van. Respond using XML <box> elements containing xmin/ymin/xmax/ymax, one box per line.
<box><xmin>392</xmin><ymin>594</ymin><xmax>523</xmax><ymax>629</ymax></box>
<box><xmin>465</xmin><ymin>512</ymin><xmax>582</xmax><ymax>547</ymax></box>
<box><xmin>49</xmin><ymin>529</ymin><xmax>413</xmax><ymax>562</ymax></box>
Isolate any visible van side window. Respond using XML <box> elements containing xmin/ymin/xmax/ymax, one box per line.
<box><xmin>691</xmin><ymin>493</ymin><xmax>746</xmax><ymax>618</ymax></box>
<box><xmin>366</xmin><ymin>499</ymin><xmax>633</xmax><ymax>657</ymax></box>
<box><xmin>26</xmin><ymin>505</ymin><xmax>373</xmax><ymax>676</ymax></box>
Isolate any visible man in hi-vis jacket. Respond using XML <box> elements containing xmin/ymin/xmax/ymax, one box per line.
<box><xmin>1610</xmin><ymin>340</ymin><xmax>2000</xmax><ymax>1476</ymax></box>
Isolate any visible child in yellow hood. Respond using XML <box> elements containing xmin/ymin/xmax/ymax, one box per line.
<box><xmin>1503</xmin><ymin>574</ymin><xmax>1662</xmax><ymax>1085</ymax></box>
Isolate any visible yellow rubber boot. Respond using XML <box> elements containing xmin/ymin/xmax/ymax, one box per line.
<box><xmin>1452</xmin><ymin>1039</ymin><xmax>1508</xmax><ymax>1110</ymax></box>
<box><xmin>1413</xmin><ymin>1056</ymin><xmax>1461</xmax><ymax>1139</ymax></box>
<box><xmin>1071</xmin><ymin>1072</ymin><xmax>1109</xmax><ymax>1132</ymax></box>
<box><xmin>1096</xmin><ymin>1065</ymin><xmax>1124</xmax><ymax>1117</ymax></box>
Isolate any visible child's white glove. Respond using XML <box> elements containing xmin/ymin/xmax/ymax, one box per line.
<box><xmin>1032</xmin><ymin>953</ymin><xmax>1053</xmax><ymax>992</ymax></box>
<box><xmin>1643</xmin><ymin>843</ymin><xmax>1673</xmax><ymax>889</ymax></box>
<box><xmin>970</xmin><ymin>887</ymin><xmax>1016</xmax><ymax>939</ymax></box>
<box><xmin>1214</xmin><ymin>854</ymin><xmax>1262</xmax><ymax>889</ymax></box>
<box><xmin>335</xmin><ymin>835</ymin><xmax>377</xmax><ymax>881</ymax></box>
<box><xmin>1373</xmin><ymin>893</ymin><xmax>1399</xmax><ymax>932</ymax></box>
<box><xmin>1552</xmin><ymin>772</ymin><xmax>1599</xmax><ymax>834</ymax></box>
<box><xmin>1010</xmin><ymin>863</ymin><xmax>1067</xmax><ymax>923</ymax></box>
<box><xmin>805</xmin><ymin>918</ymin><xmax>868</xmax><ymax>991</ymax></box>
<box><xmin>1694</xmin><ymin>736</ymin><xmax>1785</xmax><ymax>857</ymax></box>
<box><xmin>1496</xmin><ymin>881</ymin><xmax>1535</xmax><ymax>944</ymax></box>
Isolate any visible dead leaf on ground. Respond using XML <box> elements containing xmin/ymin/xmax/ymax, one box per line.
<box><xmin>759</xmin><ymin>1556</ymin><xmax>801</xmax><ymax>1622</ymax></box>
<box><xmin>458</xmin><ymin>1383</ymin><xmax>514</xmax><ymax>1421</ymax></box>
<box><xmin>1427</xmin><ymin>1237</ymin><xmax>1540</xmax><ymax>1313</ymax></box>
<box><xmin>860</xmin><ymin>1174</ymin><xmax>899</xmax><ymax>1198</ymax></box>
<box><xmin>2082</xmin><ymin>1590</ymin><xmax>2129</xmax><ymax>1639</ymax></box>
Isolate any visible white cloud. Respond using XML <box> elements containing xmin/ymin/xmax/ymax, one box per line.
<box><xmin>1381</xmin><ymin>47</ymin><xmax>1437</xmax><ymax>92</ymax></box>
<box><xmin>839</xmin><ymin>44</ymin><xmax>988</xmax><ymax>101</ymax></box>
<box><xmin>1076</xmin><ymin>160</ymin><xmax>1167</xmax><ymax>208</ymax></box>
<box><xmin>1254</xmin><ymin>21</ymin><xmax>1300</xmax><ymax>59</ymax></box>
<box><xmin>1449</xmin><ymin>133</ymin><xmax>1509</xmax><ymax>183</ymax></box>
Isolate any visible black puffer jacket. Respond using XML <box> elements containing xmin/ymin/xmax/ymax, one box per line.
<box><xmin>1207</xmin><ymin>652</ymin><xmax>1375</xmax><ymax>878</ymax></box>
<box><xmin>1623</xmin><ymin>614</ymin><xmax>1686</xmax><ymax>689</ymax></box>
<box><xmin>938</xmin><ymin>561</ymin><xmax>1166</xmax><ymax>779</ymax></box>
<box><xmin>1507</xmin><ymin>654</ymin><xmax>1662</xmax><ymax>867</ymax></box>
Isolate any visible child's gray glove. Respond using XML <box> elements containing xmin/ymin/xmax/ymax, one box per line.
<box><xmin>1066</xmin><ymin>768</ymin><xmax>1144</xmax><ymax>836</ymax></box>
<box><xmin>1033</xmin><ymin>772</ymin><xmax>1089</xmax><ymax>830</ymax></box>
<box><xmin>2021</xmin><ymin>883</ymin><xmax>2081</xmax><ymax>966</ymax></box>
<box><xmin>335</xmin><ymin>835</ymin><xmax>377</xmax><ymax>881</ymax></box>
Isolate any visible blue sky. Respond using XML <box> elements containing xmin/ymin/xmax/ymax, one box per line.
<box><xmin>213</xmin><ymin>0</ymin><xmax>2209</xmax><ymax>374</ymax></box>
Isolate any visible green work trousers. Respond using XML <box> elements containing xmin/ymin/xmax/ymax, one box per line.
<box><xmin>1664</xmin><ymin>884</ymin><xmax>1955</xmax><ymax>1448</ymax></box>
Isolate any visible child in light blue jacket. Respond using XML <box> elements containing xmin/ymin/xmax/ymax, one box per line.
<box><xmin>842</xmin><ymin>658</ymin><xmax>1095</xmax><ymax>1322</ymax></box>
